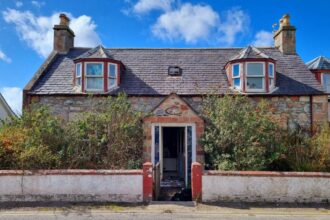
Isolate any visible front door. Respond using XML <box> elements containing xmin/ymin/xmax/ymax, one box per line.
<box><xmin>152</xmin><ymin>124</ymin><xmax>195</xmax><ymax>188</ymax></box>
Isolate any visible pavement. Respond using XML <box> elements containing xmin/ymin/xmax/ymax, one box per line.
<box><xmin>0</xmin><ymin>201</ymin><xmax>329</xmax><ymax>219</ymax></box>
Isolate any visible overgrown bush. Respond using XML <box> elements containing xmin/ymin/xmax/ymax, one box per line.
<box><xmin>0</xmin><ymin>106</ymin><xmax>65</xmax><ymax>169</ymax></box>
<box><xmin>201</xmin><ymin>94</ymin><xmax>283</xmax><ymax>171</ymax></box>
<box><xmin>65</xmin><ymin>93</ymin><xmax>143</xmax><ymax>169</ymax></box>
<box><xmin>0</xmin><ymin>93</ymin><xmax>144</xmax><ymax>170</ymax></box>
<box><xmin>201</xmin><ymin>94</ymin><xmax>330</xmax><ymax>172</ymax></box>
<box><xmin>278</xmin><ymin>124</ymin><xmax>330</xmax><ymax>172</ymax></box>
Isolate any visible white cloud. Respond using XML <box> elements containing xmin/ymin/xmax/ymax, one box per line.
<box><xmin>31</xmin><ymin>1</ymin><xmax>45</xmax><ymax>8</ymax></box>
<box><xmin>2</xmin><ymin>9</ymin><xmax>101</xmax><ymax>57</ymax></box>
<box><xmin>152</xmin><ymin>3</ymin><xmax>219</xmax><ymax>43</ymax></box>
<box><xmin>0</xmin><ymin>87</ymin><xmax>22</xmax><ymax>114</ymax></box>
<box><xmin>252</xmin><ymin>30</ymin><xmax>274</xmax><ymax>47</ymax></box>
<box><xmin>0</xmin><ymin>50</ymin><xmax>11</xmax><ymax>63</ymax></box>
<box><xmin>217</xmin><ymin>8</ymin><xmax>249</xmax><ymax>45</ymax></box>
<box><xmin>133</xmin><ymin>0</ymin><xmax>173</xmax><ymax>14</ymax></box>
<box><xmin>15</xmin><ymin>1</ymin><xmax>23</xmax><ymax>8</ymax></box>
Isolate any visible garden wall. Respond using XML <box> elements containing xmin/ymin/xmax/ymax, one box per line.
<box><xmin>0</xmin><ymin>163</ymin><xmax>153</xmax><ymax>203</ymax></box>
<box><xmin>192</xmin><ymin>163</ymin><xmax>330</xmax><ymax>203</ymax></box>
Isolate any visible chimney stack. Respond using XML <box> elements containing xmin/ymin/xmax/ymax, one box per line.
<box><xmin>273</xmin><ymin>14</ymin><xmax>296</xmax><ymax>55</ymax></box>
<box><xmin>53</xmin><ymin>13</ymin><xmax>75</xmax><ymax>53</ymax></box>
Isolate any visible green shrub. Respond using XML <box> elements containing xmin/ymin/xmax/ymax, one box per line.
<box><xmin>0</xmin><ymin>106</ymin><xmax>65</xmax><ymax>169</ymax></box>
<box><xmin>279</xmin><ymin>124</ymin><xmax>330</xmax><ymax>172</ymax></box>
<box><xmin>66</xmin><ymin>93</ymin><xmax>143</xmax><ymax>169</ymax></box>
<box><xmin>201</xmin><ymin>94</ymin><xmax>283</xmax><ymax>170</ymax></box>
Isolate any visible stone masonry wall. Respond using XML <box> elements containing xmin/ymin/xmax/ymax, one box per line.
<box><xmin>29</xmin><ymin>94</ymin><xmax>328</xmax><ymax>165</ymax></box>
<box><xmin>30</xmin><ymin>94</ymin><xmax>328</xmax><ymax>130</ymax></box>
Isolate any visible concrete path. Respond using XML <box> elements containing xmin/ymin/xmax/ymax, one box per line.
<box><xmin>0</xmin><ymin>202</ymin><xmax>329</xmax><ymax>220</ymax></box>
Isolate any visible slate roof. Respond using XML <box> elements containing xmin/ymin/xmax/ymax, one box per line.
<box><xmin>230</xmin><ymin>46</ymin><xmax>270</xmax><ymax>60</ymax></box>
<box><xmin>306</xmin><ymin>56</ymin><xmax>330</xmax><ymax>70</ymax></box>
<box><xmin>74</xmin><ymin>45</ymin><xmax>112</xmax><ymax>60</ymax></box>
<box><xmin>27</xmin><ymin>47</ymin><xmax>324</xmax><ymax>96</ymax></box>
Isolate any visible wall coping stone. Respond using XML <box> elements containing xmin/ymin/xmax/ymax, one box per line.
<box><xmin>0</xmin><ymin>169</ymin><xmax>143</xmax><ymax>176</ymax></box>
<box><xmin>204</xmin><ymin>170</ymin><xmax>330</xmax><ymax>178</ymax></box>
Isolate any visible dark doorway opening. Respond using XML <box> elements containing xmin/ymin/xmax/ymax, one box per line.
<box><xmin>159</xmin><ymin>127</ymin><xmax>191</xmax><ymax>201</ymax></box>
<box><xmin>162</xmin><ymin>127</ymin><xmax>185</xmax><ymax>183</ymax></box>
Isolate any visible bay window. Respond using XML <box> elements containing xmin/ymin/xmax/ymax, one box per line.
<box><xmin>85</xmin><ymin>63</ymin><xmax>104</xmax><ymax>91</ymax></box>
<box><xmin>108</xmin><ymin>63</ymin><xmax>117</xmax><ymax>89</ymax></box>
<box><xmin>322</xmin><ymin>73</ymin><xmax>330</xmax><ymax>93</ymax></box>
<box><xmin>75</xmin><ymin>63</ymin><xmax>81</xmax><ymax>87</ymax></box>
<box><xmin>246</xmin><ymin>62</ymin><xmax>265</xmax><ymax>91</ymax></box>
<box><xmin>232</xmin><ymin>63</ymin><xmax>240</xmax><ymax>89</ymax></box>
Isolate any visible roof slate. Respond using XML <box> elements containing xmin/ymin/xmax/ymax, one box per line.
<box><xmin>28</xmin><ymin>47</ymin><xmax>324</xmax><ymax>96</ymax></box>
<box><xmin>230</xmin><ymin>46</ymin><xmax>270</xmax><ymax>60</ymax></box>
<box><xmin>306</xmin><ymin>56</ymin><xmax>330</xmax><ymax>70</ymax></box>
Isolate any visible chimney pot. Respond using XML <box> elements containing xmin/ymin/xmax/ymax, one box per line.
<box><xmin>59</xmin><ymin>13</ymin><xmax>70</xmax><ymax>26</ymax></box>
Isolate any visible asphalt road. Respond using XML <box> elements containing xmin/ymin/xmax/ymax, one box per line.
<box><xmin>0</xmin><ymin>211</ymin><xmax>329</xmax><ymax>220</ymax></box>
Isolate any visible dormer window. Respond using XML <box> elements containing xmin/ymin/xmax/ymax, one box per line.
<box><xmin>226</xmin><ymin>46</ymin><xmax>276</xmax><ymax>94</ymax></box>
<box><xmin>85</xmin><ymin>62</ymin><xmax>104</xmax><ymax>91</ymax></box>
<box><xmin>73</xmin><ymin>45</ymin><xmax>123</xmax><ymax>93</ymax></box>
<box><xmin>246</xmin><ymin>62</ymin><xmax>265</xmax><ymax>91</ymax></box>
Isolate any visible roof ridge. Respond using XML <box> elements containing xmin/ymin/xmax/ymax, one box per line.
<box><xmin>72</xmin><ymin>47</ymin><xmax>277</xmax><ymax>50</ymax></box>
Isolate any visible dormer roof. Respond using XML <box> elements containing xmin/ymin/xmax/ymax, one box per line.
<box><xmin>74</xmin><ymin>45</ymin><xmax>112</xmax><ymax>60</ymax></box>
<box><xmin>230</xmin><ymin>45</ymin><xmax>271</xmax><ymax>61</ymax></box>
<box><xmin>306</xmin><ymin>56</ymin><xmax>330</xmax><ymax>70</ymax></box>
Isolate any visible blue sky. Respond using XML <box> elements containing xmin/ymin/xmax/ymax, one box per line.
<box><xmin>0</xmin><ymin>0</ymin><xmax>330</xmax><ymax>113</ymax></box>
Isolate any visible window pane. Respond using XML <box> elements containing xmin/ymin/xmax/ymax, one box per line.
<box><xmin>233</xmin><ymin>78</ymin><xmax>240</xmax><ymax>88</ymax></box>
<box><xmin>86</xmin><ymin>63</ymin><xmax>103</xmax><ymax>76</ymax></box>
<box><xmin>269</xmin><ymin>78</ymin><xmax>274</xmax><ymax>87</ymax></box>
<box><xmin>108</xmin><ymin>64</ymin><xmax>117</xmax><ymax>78</ymax></box>
<box><xmin>247</xmin><ymin>63</ymin><xmax>264</xmax><ymax>76</ymax></box>
<box><xmin>233</xmin><ymin>64</ymin><xmax>240</xmax><ymax>77</ymax></box>
<box><xmin>86</xmin><ymin>78</ymin><xmax>103</xmax><ymax>90</ymax></box>
<box><xmin>323</xmin><ymin>73</ymin><xmax>330</xmax><ymax>93</ymax></box>
<box><xmin>108</xmin><ymin>78</ymin><xmax>116</xmax><ymax>88</ymax></box>
<box><xmin>76</xmin><ymin>64</ymin><xmax>81</xmax><ymax>77</ymax></box>
<box><xmin>247</xmin><ymin>77</ymin><xmax>263</xmax><ymax>89</ymax></box>
<box><xmin>269</xmin><ymin>64</ymin><xmax>274</xmax><ymax>77</ymax></box>
<box><xmin>76</xmin><ymin>78</ymin><xmax>81</xmax><ymax>86</ymax></box>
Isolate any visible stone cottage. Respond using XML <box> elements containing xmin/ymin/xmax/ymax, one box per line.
<box><xmin>23</xmin><ymin>14</ymin><xmax>328</xmax><ymax>187</ymax></box>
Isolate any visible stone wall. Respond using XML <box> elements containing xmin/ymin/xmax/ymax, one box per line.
<box><xmin>251</xmin><ymin>95</ymin><xmax>328</xmax><ymax>130</ymax></box>
<box><xmin>30</xmin><ymin>94</ymin><xmax>328</xmax><ymax>130</ymax></box>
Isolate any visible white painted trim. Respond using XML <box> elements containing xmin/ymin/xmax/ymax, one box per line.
<box><xmin>185</xmin><ymin>126</ymin><xmax>188</xmax><ymax>187</ymax></box>
<box><xmin>160</xmin><ymin>126</ymin><xmax>163</xmax><ymax>179</ymax></box>
<box><xmin>151</xmin><ymin>123</ymin><xmax>196</xmax><ymax>187</ymax></box>
<box><xmin>84</xmin><ymin>62</ymin><xmax>104</xmax><ymax>91</ymax></box>
<box><xmin>151</xmin><ymin>124</ymin><xmax>155</xmax><ymax>166</ymax></box>
<box><xmin>245</xmin><ymin>62</ymin><xmax>266</xmax><ymax>92</ymax></box>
